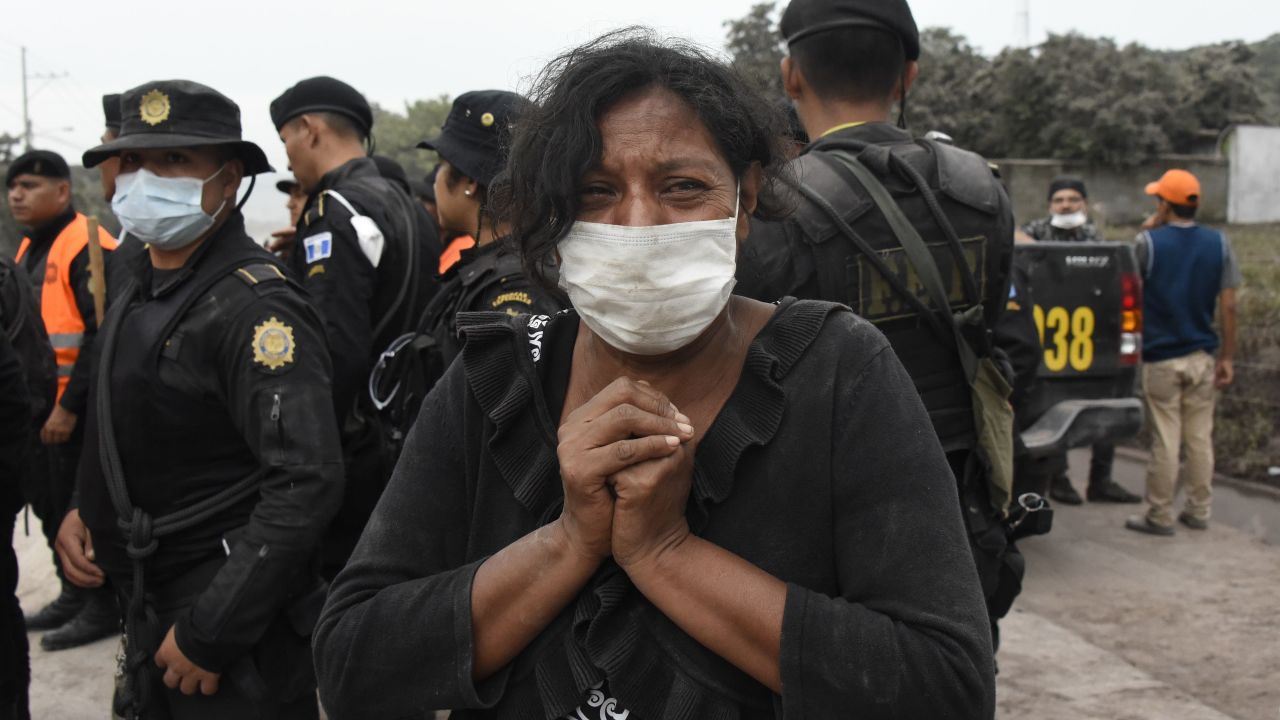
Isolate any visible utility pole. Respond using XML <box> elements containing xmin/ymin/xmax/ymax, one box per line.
<box><xmin>1015</xmin><ymin>0</ymin><xmax>1031</xmax><ymax>48</ymax></box>
<box><xmin>21</xmin><ymin>46</ymin><xmax>32</xmax><ymax>151</ymax></box>
<box><xmin>19</xmin><ymin>46</ymin><xmax>69</xmax><ymax>152</ymax></box>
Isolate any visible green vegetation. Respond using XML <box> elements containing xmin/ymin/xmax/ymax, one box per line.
<box><xmin>725</xmin><ymin>5</ymin><xmax>1274</xmax><ymax>165</ymax></box>
<box><xmin>1107</xmin><ymin>224</ymin><xmax>1280</xmax><ymax>484</ymax></box>
<box><xmin>371</xmin><ymin>96</ymin><xmax>452</xmax><ymax>183</ymax></box>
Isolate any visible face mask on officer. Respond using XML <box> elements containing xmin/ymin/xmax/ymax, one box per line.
<box><xmin>1050</xmin><ymin>210</ymin><xmax>1087</xmax><ymax>230</ymax></box>
<box><xmin>111</xmin><ymin>164</ymin><xmax>228</xmax><ymax>250</ymax></box>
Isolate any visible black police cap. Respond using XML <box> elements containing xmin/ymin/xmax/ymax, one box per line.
<box><xmin>276</xmin><ymin>177</ymin><xmax>300</xmax><ymax>194</ymax></box>
<box><xmin>103</xmin><ymin>93</ymin><xmax>122</xmax><ymax>133</ymax></box>
<box><xmin>5</xmin><ymin>149</ymin><xmax>70</xmax><ymax>188</ymax></box>
<box><xmin>270</xmin><ymin>76</ymin><xmax>373</xmax><ymax>137</ymax></box>
<box><xmin>82</xmin><ymin>80</ymin><xmax>273</xmax><ymax>175</ymax></box>
<box><xmin>780</xmin><ymin>0</ymin><xmax>920</xmax><ymax>60</ymax></box>
<box><xmin>417</xmin><ymin>90</ymin><xmax>522</xmax><ymax>188</ymax></box>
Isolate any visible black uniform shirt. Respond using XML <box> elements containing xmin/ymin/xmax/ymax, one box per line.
<box><xmin>290</xmin><ymin>157</ymin><xmax>437</xmax><ymax>420</ymax></box>
<box><xmin>78</xmin><ymin>213</ymin><xmax>344</xmax><ymax>672</ymax></box>
<box><xmin>425</xmin><ymin>240</ymin><xmax>562</xmax><ymax>370</ymax></box>
<box><xmin>20</xmin><ymin>206</ymin><xmax>101</xmax><ymax>417</ymax></box>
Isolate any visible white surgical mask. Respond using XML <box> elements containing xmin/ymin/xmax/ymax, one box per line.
<box><xmin>112</xmin><ymin>165</ymin><xmax>228</xmax><ymax>250</ymax></box>
<box><xmin>1050</xmin><ymin>210</ymin><xmax>1087</xmax><ymax>230</ymax></box>
<box><xmin>557</xmin><ymin>187</ymin><xmax>740</xmax><ymax>355</ymax></box>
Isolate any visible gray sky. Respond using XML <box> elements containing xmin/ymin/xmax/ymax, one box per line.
<box><xmin>3</xmin><ymin>0</ymin><xmax>1277</xmax><ymax>236</ymax></box>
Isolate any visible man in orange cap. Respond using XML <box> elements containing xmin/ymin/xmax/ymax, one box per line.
<box><xmin>1125</xmin><ymin>169</ymin><xmax>1240</xmax><ymax>536</ymax></box>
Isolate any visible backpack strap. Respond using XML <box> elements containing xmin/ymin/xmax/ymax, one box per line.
<box><xmin>820</xmin><ymin>149</ymin><xmax>980</xmax><ymax>383</ymax></box>
<box><xmin>819</xmin><ymin>138</ymin><xmax>983</xmax><ymax>308</ymax></box>
<box><xmin>779</xmin><ymin>164</ymin><xmax>952</xmax><ymax>342</ymax></box>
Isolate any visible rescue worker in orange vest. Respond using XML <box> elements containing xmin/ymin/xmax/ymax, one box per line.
<box><xmin>6</xmin><ymin>149</ymin><xmax>121</xmax><ymax>650</ymax></box>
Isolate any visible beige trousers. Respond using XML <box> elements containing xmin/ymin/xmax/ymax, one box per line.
<box><xmin>1141</xmin><ymin>351</ymin><xmax>1217</xmax><ymax>527</ymax></box>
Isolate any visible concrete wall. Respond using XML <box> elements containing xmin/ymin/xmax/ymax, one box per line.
<box><xmin>996</xmin><ymin>156</ymin><xmax>1229</xmax><ymax>230</ymax></box>
<box><xmin>1227</xmin><ymin>125</ymin><xmax>1280</xmax><ymax>224</ymax></box>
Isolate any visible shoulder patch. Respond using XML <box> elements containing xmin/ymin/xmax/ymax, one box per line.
<box><xmin>252</xmin><ymin>316</ymin><xmax>296</xmax><ymax>372</ymax></box>
<box><xmin>303</xmin><ymin>232</ymin><xmax>333</xmax><ymax>264</ymax></box>
<box><xmin>491</xmin><ymin>291</ymin><xmax>533</xmax><ymax>309</ymax></box>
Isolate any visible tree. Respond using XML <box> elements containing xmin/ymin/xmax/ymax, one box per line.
<box><xmin>720</xmin><ymin>8</ymin><xmax>1276</xmax><ymax>164</ymax></box>
<box><xmin>724</xmin><ymin>2</ymin><xmax>785</xmax><ymax>100</ymax></box>
<box><xmin>1176</xmin><ymin>41</ymin><xmax>1265</xmax><ymax>137</ymax></box>
<box><xmin>909</xmin><ymin>28</ymin><xmax>996</xmax><ymax>148</ymax></box>
<box><xmin>371</xmin><ymin>95</ymin><xmax>452</xmax><ymax>182</ymax></box>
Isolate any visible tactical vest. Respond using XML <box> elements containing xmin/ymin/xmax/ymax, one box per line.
<box><xmin>16</xmin><ymin>213</ymin><xmax>118</xmax><ymax>401</ymax></box>
<box><xmin>783</xmin><ymin>135</ymin><xmax>1013</xmax><ymax>454</ymax></box>
<box><xmin>368</xmin><ymin>247</ymin><xmax>529</xmax><ymax>457</ymax></box>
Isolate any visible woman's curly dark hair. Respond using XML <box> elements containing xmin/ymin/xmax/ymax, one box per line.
<box><xmin>493</xmin><ymin>28</ymin><xmax>793</xmax><ymax>293</ymax></box>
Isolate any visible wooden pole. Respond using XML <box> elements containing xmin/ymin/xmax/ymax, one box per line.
<box><xmin>85</xmin><ymin>215</ymin><xmax>106</xmax><ymax>324</ymax></box>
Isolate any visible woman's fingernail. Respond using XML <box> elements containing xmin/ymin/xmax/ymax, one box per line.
<box><xmin>677</xmin><ymin>422</ymin><xmax>694</xmax><ymax>434</ymax></box>
<box><xmin>674</xmin><ymin>412</ymin><xmax>691</xmax><ymax>424</ymax></box>
<box><xmin>666</xmin><ymin>436</ymin><xmax>680</xmax><ymax>446</ymax></box>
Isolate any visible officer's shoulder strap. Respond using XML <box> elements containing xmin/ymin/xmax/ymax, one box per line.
<box><xmin>232</xmin><ymin>262</ymin><xmax>288</xmax><ymax>287</ymax></box>
<box><xmin>916</xmin><ymin>139</ymin><xmax>1002</xmax><ymax>215</ymax></box>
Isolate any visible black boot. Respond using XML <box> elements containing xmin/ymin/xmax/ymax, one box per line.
<box><xmin>1087</xmin><ymin>478</ymin><xmax>1142</xmax><ymax>503</ymax></box>
<box><xmin>1048</xmin><ymin>474</ymin><xmax>1083</xmax><ymax>506</ymax></box>
<box><xmin>22</xmin><ymin>582</ymin><xmax>86</xmax><ymax>632</ymax></box>
<box><xmin>39</xmin><ymin>588</ymin><xmax>118</xmax><ymax>651</ymax></box>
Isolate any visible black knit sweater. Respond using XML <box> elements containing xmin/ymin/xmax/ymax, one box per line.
<box><xmin>314</xmin><ymin>298</ymin><xmax>995</xmax><ymax>719</ymax></box>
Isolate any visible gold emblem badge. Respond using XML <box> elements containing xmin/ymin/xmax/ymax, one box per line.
<box><xmin>252</xmin><ymin>317</ymin><xmax>295</xmax><ymax>371</ymax></box>
<box><xmin>480</xmin><ymin>112</ymin><xmax>495</xmax><ymax>127</ymax></box>
<box><xmin>139</xmin><ymin>89</ymin><xmax>171</xmax><ymax>126</ymax></box>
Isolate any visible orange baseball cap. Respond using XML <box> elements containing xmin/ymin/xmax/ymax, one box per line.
<box><xmin>1145</xmin><ymin>169</ymin><xmax>1201</xmax><ymax>206</ymax></box>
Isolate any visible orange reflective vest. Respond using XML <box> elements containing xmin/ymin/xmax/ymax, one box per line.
<box><xmin>16</xmin><ymin>213</ymin><xmax>118</xmax><ymax>402</ymax></box>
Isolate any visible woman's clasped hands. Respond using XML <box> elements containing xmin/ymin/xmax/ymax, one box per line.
<box><xmin>555</xmin><ymin>377</ymin><xmax>698</xmax><ymax>573</ymax></box>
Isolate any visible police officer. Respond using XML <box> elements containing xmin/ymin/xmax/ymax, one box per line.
<box><xmin>417</xmin><ymin>90</ymin><xmax>560</xmax><ymax>343</ymax></box>
<box><xmin>270</xmin><ymin>77</ymin><xmax>437</xmax><ymax>579</ymax></box>
<box><xmin>61</xmin><ymin>80</ymin><xmax>343</xmax><ymax>719</ymax></box>
<box><xmin>1</xmin><ymin>259</ymin><xmax>38</xmax><ymax>720</ymax></box>
<box><xmin>1019</xmin><ymin>177</ymin><xmax>1139</xmax><ymax>505</ymax></box>
<box><xmin>736</xmin><ymin>0</ymin><xmax>1027</xmax><ymax>642</ymax></box>
<box><xmin>6</xmin><ymin>149</ymin><xmax>121</xmax><ymax>650</ymax></box>
<box><xmin>366</xmin><ymin>92</ymin><xmax>560</xmax><ymax>450</ymax></box>
<box><xmin>266</xmin><ymin>178</ymin><xmax>308</xmax><ymax>260</ymax></box>
<box><xmin>1017</xmin><ymin>176</ymin><xmax>1104</xmax><ymax>243</ymax></box>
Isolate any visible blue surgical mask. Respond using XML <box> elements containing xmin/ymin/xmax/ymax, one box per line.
<box><xmin>111</xmin><ymin>165</ymin><xmax>228</xmax><ymax>250</ymax></box>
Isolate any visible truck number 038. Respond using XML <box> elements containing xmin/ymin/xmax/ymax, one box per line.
<box><xmin>1033</xmin><ymin>305</ymin><xmax>1095</xmax><ymax>372</ymax></box>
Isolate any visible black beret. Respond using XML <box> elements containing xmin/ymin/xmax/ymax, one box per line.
<box><xmin>418</xmin><ymin>90</ymin><xmax>523</xmax><ymax>187</ymax></box>
<box><xmin>82</xmin><ymin>80</ymin><xmax>273</xmax><ymax>175</ymax></box>
<box><xmin>103</xmin><ymin>93</ymin><xmax>122</xmax><ymax>133</ymax></box>
<box><xmin>1048</xmin><ymin>176</ymin><xmax>1088</xmax><ymax>201</ymax></box>
<box><xmin>276</xmin><ymin>177</ymin><xmax>300</xmax><ymax>194</ymax></box>
<box><xmin>372</xmin><ymin>155</ymin><xmax>410</xmax><ymax>195</ymax></box>
<box><xmin>780</xmin><ymin>0</ymin><xmax>920</xmax><ymax>60</ymax></box>
<box><xmin>270</xmin><ymin>76</ymin><xmax>373</xmax><ymax>136</ymax></box>
<box><xmin>5</xmin><ymin>149</ymin><xmax>70</xmax><ymax>188</ymax></box>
